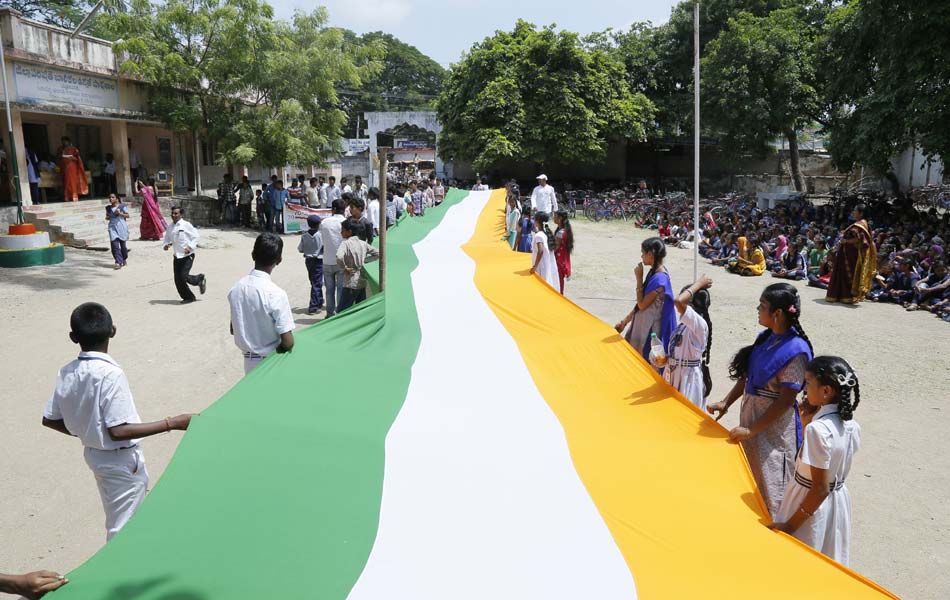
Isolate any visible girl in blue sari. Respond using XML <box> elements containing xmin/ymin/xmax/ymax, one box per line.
<box><xmin>707</xmin><ymin>283</ymin><xmax>814</xmax><ymax>518</ymax></box>
<box><xmin>615</xmin><ymin>237</ymin><xmax>677</xmax><ymax>370</ymax></box>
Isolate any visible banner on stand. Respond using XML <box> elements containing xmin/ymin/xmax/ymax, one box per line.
<box><xmin>283</xmin><ymin>201</ymin><xmax>331</xmax><ymax>233</ymax></box>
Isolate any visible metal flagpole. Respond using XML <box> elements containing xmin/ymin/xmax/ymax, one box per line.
<box><xmin>0</xmin><ymin>28</ymin><xmax>24</xmax><ymax>225</ymax></box>
<box><xmin>377</xmin><ymin>148</ymin><xmax>389</xmax><ymax>294</ymax></box>
<box><xmin>693</xmin><ymin>0</ymin><xmax>701</xmax><ymax>281</ymax></box>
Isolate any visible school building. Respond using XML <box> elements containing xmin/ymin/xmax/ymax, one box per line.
<box><xmin>0</xmin><ymin>7</ymin><xmax>342</xmax><ymax>214</ymax></box>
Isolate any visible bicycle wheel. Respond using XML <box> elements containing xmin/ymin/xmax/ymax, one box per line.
<box><xmin>585</xmin><ymin>201</ymin><xmax>603</xmax><ymax>222</ymax></box>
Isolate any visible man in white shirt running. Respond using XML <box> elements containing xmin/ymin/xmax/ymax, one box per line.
<box><xmin>228</xmin><ymin>233</ymin><xmax>295</xmax><ymax>374</ymax></box>
<box><xmin>530</xmin><ymin>174</ymin><xmax>558</xmax><ymax>214</ymax></box>
<box><xmin>162</xmin><ymin>206</ymin><xmax>206</xmax><ymax>304</ymax></box>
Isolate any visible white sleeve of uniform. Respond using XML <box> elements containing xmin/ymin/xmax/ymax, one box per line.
<box><xmin>531</xmin><ymin>187</ymin><xmax>538</xmax><ymax>210</ymax></box>
<box><xmin>801</xmin><ymin>421</ymin><xmax>833</xmax><ymax>470</ymax></box>
<box><xmin>100</xmin><ymin>371</ymin><xmax>138</xmax><ymax>428</ymax></box>
<box><xmin>44</xmin><ymin>374</ymin><xmax>63</xmax><ymax>420</ymax></box>
<box><xmin>680</xmin><ymin>305</ymin><xmax>708</xmax><ymax>340</ymax></box>
<box><xmin>271</xmin><ymin>290</ymin><xmax>296</xmax><ymax>335</ymax></box>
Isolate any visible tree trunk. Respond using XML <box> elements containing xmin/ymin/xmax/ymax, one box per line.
<box><xmin>193</xmin><ymin>132</ymin><xmax>202</xmax><ymax>197</ymax></box>
<box><xmin>785</xmin><ymin>128</ymin><xmax>804</xmax><ymax>192</ymax></box>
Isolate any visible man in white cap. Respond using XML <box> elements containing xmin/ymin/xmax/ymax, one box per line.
<box><xmin>530</xmin><ymin>174</ymin><xmax>558</xmax><ymax>215</ymax></box>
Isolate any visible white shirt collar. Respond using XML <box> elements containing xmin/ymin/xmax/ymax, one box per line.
<box><xmin>77</xmin><ymin>351</ymin><xmax>119</xmax><ymax>366</ymax></box>
<box><xmin>814</xmin><ymin>404</ymin><xmax>840</xmax><ymax>419</ymax></box>
<box><xmin>248</xmin><ymin>269</ymin><xmax>272</xmax><ymax>280</ymax></box>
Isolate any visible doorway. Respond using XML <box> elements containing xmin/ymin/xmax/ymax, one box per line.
<box><xmin>22</xmin><ymin>123</ymin><xmax>50</xmax><ymax>159</ymax></box>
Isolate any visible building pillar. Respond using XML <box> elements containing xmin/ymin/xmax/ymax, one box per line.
<box><xmin>8</xmin><ymin>107</ymin><xmax>32</xmax><ymax>207</ymax></box>
<box><xmin>110</xmin><ymin>119</ymin><xmax>131</xmax><ymax>197</ymax></box>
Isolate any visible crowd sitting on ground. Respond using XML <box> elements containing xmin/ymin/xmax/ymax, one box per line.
<box><xmin>689</xmin><ymin>197</ymin><xmax>950</xmax><ymax>322</ymax></box>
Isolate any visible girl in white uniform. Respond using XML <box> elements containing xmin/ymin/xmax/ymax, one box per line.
<box><xmin>529</xmin><ymin>211</ymin><xmax>560</xmax><ymax>290</ymax></box>
<box><xmin>770</xmin><ymin>355</ymin><xmax>862</xmax><ymax>566</ymax></box>
<box><xmin>663</xmin><ymin>274</ymin><xmax>714</xmax><ymax>410</ymax></box>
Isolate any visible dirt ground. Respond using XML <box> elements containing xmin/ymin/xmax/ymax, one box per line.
<box><xmin>0</xmin><ymin>218</ymin><xmax>946</xmax><ymax>599</ymax></box>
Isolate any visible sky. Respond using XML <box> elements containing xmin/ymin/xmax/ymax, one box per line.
<box><xmin>269</xmin><ymin>0</ymin><xmax>682</xmax><ymax>67</ymax></box>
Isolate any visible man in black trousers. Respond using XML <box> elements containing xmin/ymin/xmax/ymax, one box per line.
<box><xmin>162</xmin><ymin>206</ymin><xmax>207</xmax><ymax>304</ymax></box>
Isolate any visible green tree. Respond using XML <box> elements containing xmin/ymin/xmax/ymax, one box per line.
<box><xmin>701</xmin><ymin>7</ymin><xmax>821</xmax><ymax>190</ymax></box>
<box><xmin>625</xmin><ymin>0</ymin><xmax>792</xmax><ymax>138</ymax></box>
<box><xmin>99</xmin><ymin>0</ymin><xmax>377</xmax><ymax>192</ymax></box>
<box><xmin>337</xmin><ymin>31</ymin><xmax>445</xmax><ymax>138</ymax></box>
<box><xmin>9</xmin><ymin>0</ymin><xmax>124</xmax><ymax>37</ymax></box>
<box><xmin>820</xmin><ymin>0</ymin><xmax>950</xmax><ymax>176</ymax></box>
<box><xmin>437</xmin><ymin>20</ymin><xmax>655</xmax><ymax>172</ymax></box>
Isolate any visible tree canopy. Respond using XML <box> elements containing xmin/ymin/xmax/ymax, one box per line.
<box><xmin>701</xmin><ymin>7</ymin><xmax>821</xmax><ymax>189</ymax></box>
<box><xmin>337</xmin><ymin>31</ymin><xmax>446</xmax><ymax>138</ymax></box>
<box><xmin>436</xmin><ymin>20</ymin><xmax>655</xmax><ymax>172</ymax></box>
<box><xmin>819</xmin><ymin>0</ymin><xmax>950</xmax><ymax>174</ymax></box>
<box><xmin>99</xmin><ymin>0</ymin><xmax>379</xmax><ymax>172</ymax></box>
<box><xmin>6</xmin><ymin>0</ymin><xmax>123</xmax><ymax>34</ymax></box>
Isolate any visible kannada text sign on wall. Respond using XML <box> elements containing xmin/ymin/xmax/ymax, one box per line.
<box><xmin>14</xmin><ymin>63</ymin><xmax>120</xmax><ymax>110</ymax></box>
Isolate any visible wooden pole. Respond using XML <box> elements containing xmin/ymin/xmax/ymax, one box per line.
<box><xmin>378</xmin><ymin>148</ymin><xmax>389</xmax><ymax>293</ymax></box>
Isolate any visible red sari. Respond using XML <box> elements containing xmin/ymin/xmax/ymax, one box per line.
<box><xmin>59</xmin><ymin>145</ymin><xmax>88</xmax><ymax>201</ymax></box>
<box><xmin>138</xmin><ymin>184</ymin><xmax>167</xmax><ymax>240</ymax></box>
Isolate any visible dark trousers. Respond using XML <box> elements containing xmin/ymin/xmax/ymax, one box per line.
<box><xmin>239</xmin><ymin>203</ymin><xmax>252</xmax><ymax>227</ymax></box>
<box><xmin>265</xmin><ymin>206</ymin><xmax>276</xmax><ymax>233</ymax></box>
<box><xmin>29</xmin><ymin>181</ymin><xmax>41</xmax><ymax>204</ymax></box>
<box><xmin>173</xmin><ymin>255</ymin><xmax>203</xmax><ymax>301</ymax></box>
<box><xmin>110</xmin><ymin>238</ymin><xmax>128</xmax><ymax>265</ymax></box>
<box><xmin>337</xmin><ymin>286</ymin><xmax>366</xmax><ymax>313</ymax></box>
<box><xmin>224</xmin><ymin>202</ymin><xmax>237</xmax><ymax>225</ymax></box>
<box><xmin>305</xmin><ymin>257</ymin><xmax>324</xmax><ymax>311</ymax></box>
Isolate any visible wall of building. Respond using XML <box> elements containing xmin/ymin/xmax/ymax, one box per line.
<box><xmin>891</xmin><ymin>146</ymin><xmax>945</xmax><ymax>191</ymax></box>
<box><xmin>340</xmin><ymin>155</ymin><xmax>370</xmax><ymax>180</ymax></box>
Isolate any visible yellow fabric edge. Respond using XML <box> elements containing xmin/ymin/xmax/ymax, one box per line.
<box><xmin>463</xmin><ymin>189</ymin><xmax>899</xmax><ymax>600</ymax></box>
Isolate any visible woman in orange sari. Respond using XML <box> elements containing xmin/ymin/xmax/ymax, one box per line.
<box><xmin>58</xmin><ymin>137</ymin><xmax>88</xmax><ymax>202</ymax></box>
<box><xmin>826</xmin><ymin>203</ymin><xmax>877</xmax><ymax>304</ymax></box>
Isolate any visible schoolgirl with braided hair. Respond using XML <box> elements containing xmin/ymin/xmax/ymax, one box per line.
<box><xmin>663</xmin><ymin>273</ymin><xmax>714</xmax><ymax>410</ymax></box>
<box><xmin>769</xmin><ymin>355</ymin><xmax>862</xmax><ymax>566</ymax></box>
<box><xmin>707</xmin><ymin>282</ymin><xmax>813</xmax><ymax>518</ymax></box>
<box><xmin>615</xmin><ymin>237</ymin><xmax>678</xmax><ymax>369</ymax></box>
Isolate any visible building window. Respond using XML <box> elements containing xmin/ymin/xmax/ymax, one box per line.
<box><xmin>66</xmin><ymin>124</ymin><xmax>102</xmax><ymax>162</ymax></box>
<box><xmin>201</xmin><ymin>140</ymin><xmax>217</xmax><ymax>166</ymax></box>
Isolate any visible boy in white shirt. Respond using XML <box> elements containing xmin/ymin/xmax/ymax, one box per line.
<box><xmin>228</xmin><ymin>233</ymin><xmax>296</xmax><ymax>374</ymax></box>
<box><xmin>43</xmin><ymin>303</ymin><xmax>194</xmax><ymax>540</ymax></box>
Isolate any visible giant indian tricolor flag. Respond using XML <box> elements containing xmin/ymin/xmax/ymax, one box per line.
<box><xmin>51</xmin><ymin>189</ymin><xmax>899</xmax><ymax>599</ymax></box>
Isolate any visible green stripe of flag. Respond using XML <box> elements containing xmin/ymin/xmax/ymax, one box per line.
<box><xmin>51</xmin><ymin>189</ymin><xmax>471</xmax><ymax>599</ymax></box>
